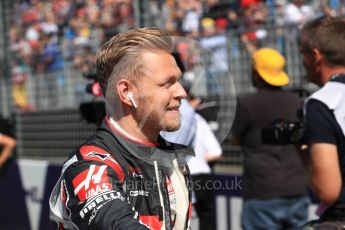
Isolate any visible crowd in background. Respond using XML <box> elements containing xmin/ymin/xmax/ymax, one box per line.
<box><xmin>7</xmin><ymin>0</ymin><xmax>345</xmax><ymax>111</ymax></box>
<box><xmin>9</xmin><ymin>0</ymin><xmax>135</xmax><ymax>110</ymax></box>
<box><xmin>10</xmin><ymin>0</ymin><xmax>134</xmax><ymax>72</ymax></box>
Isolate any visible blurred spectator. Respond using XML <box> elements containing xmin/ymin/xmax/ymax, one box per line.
<box><xmin>10</xmin><ymin>26</ymin><xmax>32</xmax><ymax>67</ymax></box>
<box><xmin>11</xmin><ymin>63</ymin><xmax>32</xmax><ymax>112</ymax></box>
<box><xmin>203</xmin><ymin>0</ymin><xmax>230</xmax><ymax>19</ymax></box>
<box><xmin>232</xmin><ymin>48</ymin><xmax>309</xmax><ymax>230</ymax></box>
<box><xmin>226</xmin><ymin>9</ymin><xmax>240</xmax><ymax>30</ymax></box>
<box><xmin>25</xmin><ymin>21</ymin><xmax>41</xmax><ymax>44</ymax></box>
<box><xmin>239</xmin><ymin>1</ymin><xmax>268</xmax><ymax>53</ymax></box>
<box><xmin>61</xmin><ymin>22</ymin><xmax>76</xmax><ymax>60</ymax></box>
<box><xmin>100</xmin><ymin>2</ymin><xmax>116</xmax><ymax>29</ymax></box>
<box><xmin>74</xmin><ymin>45</ymin><xmax>97</xmax><ymax>77</ymax></box>
<box><xmin>176</xmin><ymin>0</ymin><xmax>202</xmax><ymax>37</ymax></box>
<box><xmin>320</xmin><ymin>1</ymin><xmax>337</xmax><ymax>17</ymax></box>
<box><xmin>273</xmin><ymin>0</ymin><xmax>288</xmax><ymax>26</ymax></box>
<box><xmin>162</xmin><ymin>0</ymin><xmax>178</xmax><ymax>32</ymax></box>
<box><xmin>199</xmin><ymin>17</ymin><xmax>229</xmax><ymax>95</ymax></box>
<box><xmin>41</xmin><ymin>32</ymin><xmax>63</xmax><ymax>72</ymax></box>
<box><xmin>116</xmin><ymin>1</ymin><xmax>135</xmax><ymax>32</ymax></box>
<box><xmin>41</xmin><ymin>11</ymin><xmax>58</xmax><ymax>35</ymax></box>
<box><xmin>176</xmin><ymin>40</ymin><xmax>199</xmax><ymax>71</ymax></box>
<box><xmin>283</xmin><ymin>0</ymin><xmax>315</xmax><ymax>25</ymax></box>
<box><xmin>199</xmin><ymin>17</ymin><xmax>228</xmax><ymax>72</ymax></box>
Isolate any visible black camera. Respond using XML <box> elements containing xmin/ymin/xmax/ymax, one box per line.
<box><xmin>261</xmin><ymin>119</ymin><xmax>304</xmax><ymax>145</ymax></box>
<box><xmin>82</xmin><ymin>71</ymin><xmax>97</xmax><ymax>80</ymax></box>
<box><xmin>82</xmin><ymin>70</ymin><xmax>103</xmax><ymax>97</ymax></box>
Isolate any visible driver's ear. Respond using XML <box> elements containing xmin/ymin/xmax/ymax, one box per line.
<box><xmin>117</xmin><ymin>79</ymin><xmax>137</xmax><ymax>108</ymax></box>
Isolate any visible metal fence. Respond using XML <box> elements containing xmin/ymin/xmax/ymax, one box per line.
<box><xmin>26</xmin><ymin>63</ymin><xmax>94</xmax><ymax>110</ymax></box>
<box><xmin>0</xmin><ymin>0</ymin><xmax>13</xmax><ymax>117</ymax></box>
<box><xmin>15</xmin><ymin>109</ymin><xmax>97</xmax><ymax>161</ymax></box>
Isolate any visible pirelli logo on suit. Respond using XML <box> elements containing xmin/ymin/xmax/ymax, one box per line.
<box><xmin>79</xmin><ymin>190</ymin><xmax>125</xmax><ymax>219</ymax></box>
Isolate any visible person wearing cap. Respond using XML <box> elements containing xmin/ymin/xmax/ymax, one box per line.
<box><xmin>231</xmin><ymin>48</ymin><xmax>309</xmax><ymax>230</ymax></box>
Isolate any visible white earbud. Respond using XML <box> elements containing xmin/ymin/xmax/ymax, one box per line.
<box><xmin>127</xmin><ymin>92</ymin><xmax>138</xmax><ymax>108</ymax></box>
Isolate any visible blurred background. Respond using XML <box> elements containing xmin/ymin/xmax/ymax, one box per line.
<box><xmin>0</xmin><ymin>0</ymin><xmax>344</xmax><ymax>229</ymax></box>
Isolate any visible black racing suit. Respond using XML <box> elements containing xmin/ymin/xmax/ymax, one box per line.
<box><xmin>49</xmin><ymin>117</ymin><xmax>193</xmax><ymax>230</ymax></box>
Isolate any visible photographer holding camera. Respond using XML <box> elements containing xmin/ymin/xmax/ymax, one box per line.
<box><xmin>232</xmin><ymin>48</ymin><xmax>308</xmax><ymax>230</ymax></box>
<box><xmin>300</xmin><ymin>16</ymin><xmax>345</xmax><ymax>229</ymax></box>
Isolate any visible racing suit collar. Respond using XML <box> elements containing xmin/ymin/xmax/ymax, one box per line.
<box><xmin>105</xmin><ymin>116</ymin><xmax>160</xmax><ymax>147</ymax></box>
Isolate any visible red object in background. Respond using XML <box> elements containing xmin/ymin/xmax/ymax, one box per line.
<box><xmin>240</xmin><ymin>0</ymin><xmax>261</xmax><ymax>8</ymax></box>
<box><xmin>215</xmin><ymin>18</ymin><xmax>229</xmax><ymax>29</ymax></box>
<box><xmin>86</xmin><ymin>81</ymin><xmax>102</xmax><ymax>97</ymax></box>
<box><xmin>29</xmin><ymin>40</ymin><xmax>40</xmax><ymax>49</ymax></box>
<box><xmin>22</xmin><ymin>9</ymin><xmax>40</xmax><ymax>24</ymax></box>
